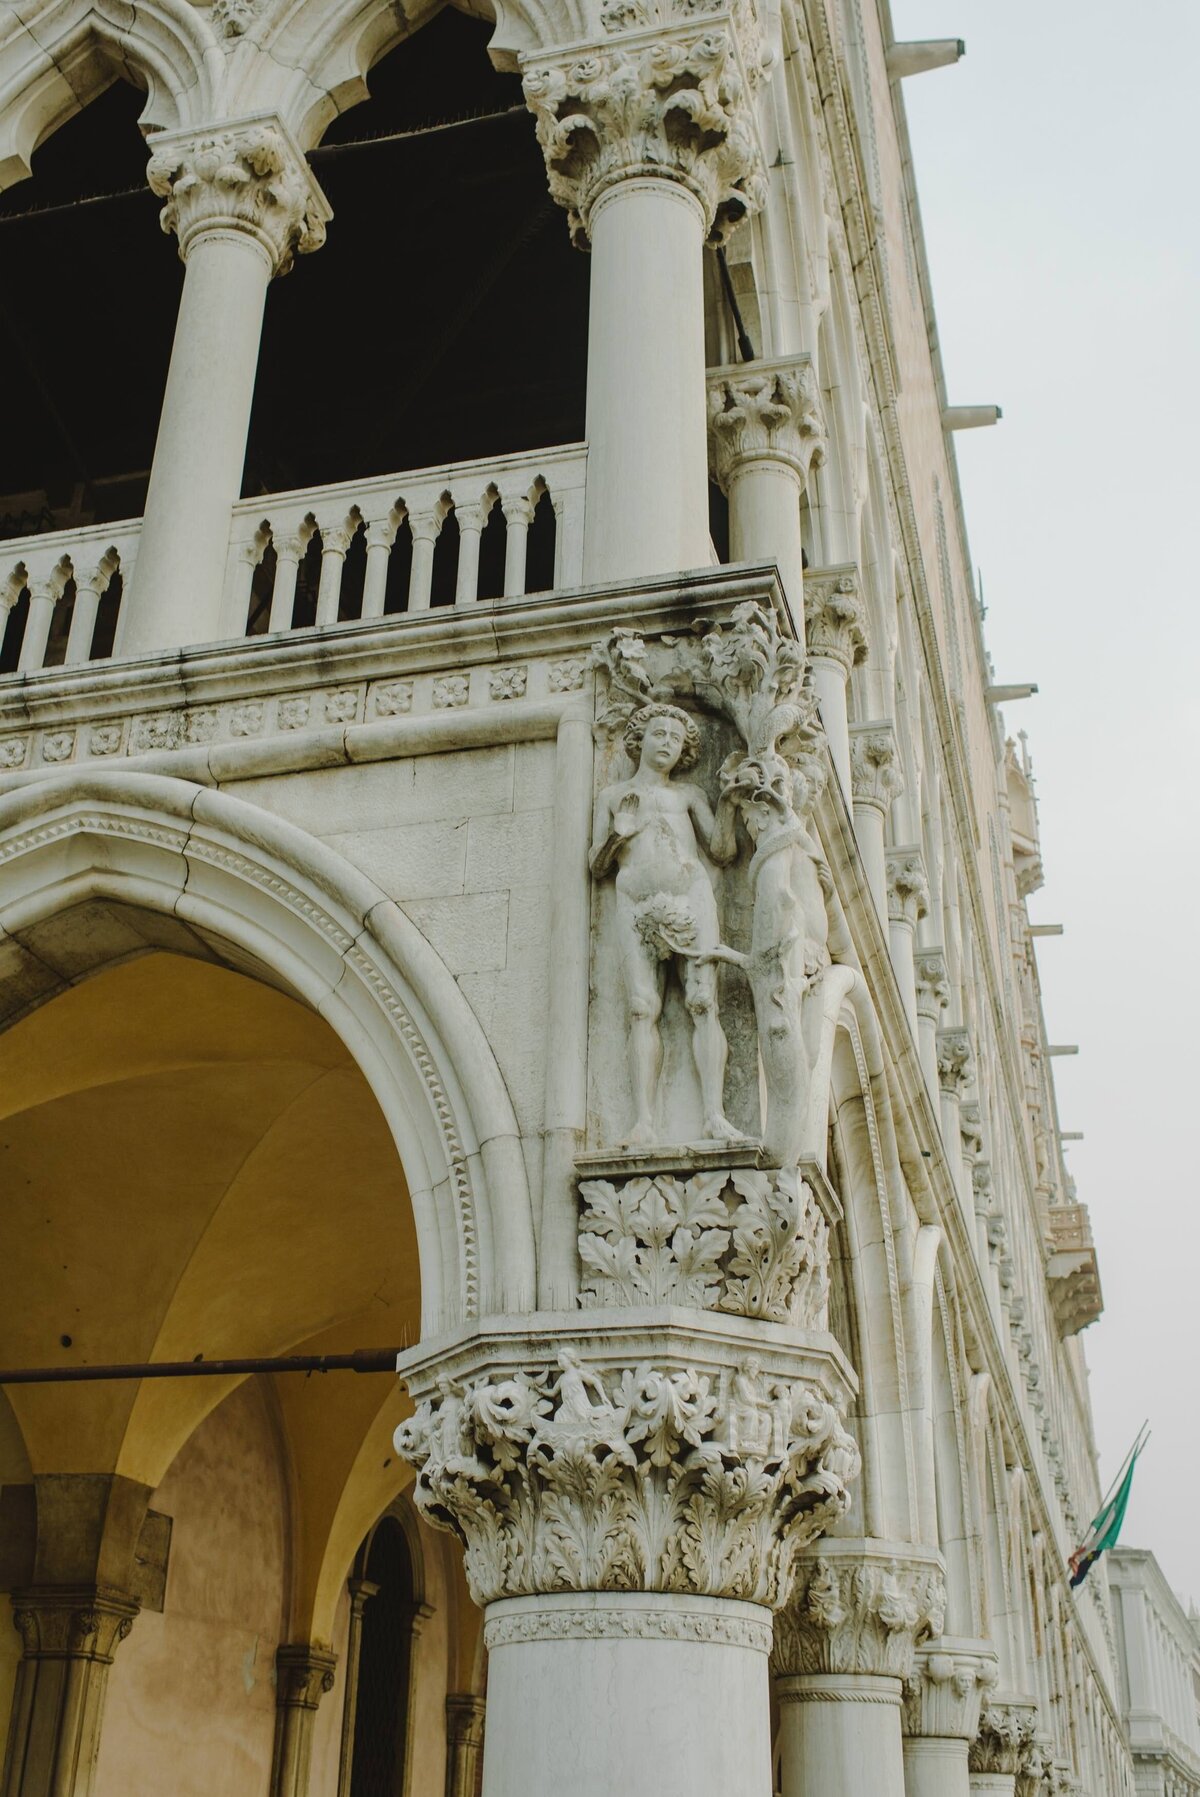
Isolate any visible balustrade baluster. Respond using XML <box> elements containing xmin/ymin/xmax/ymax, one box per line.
<box><xmin>454</xmin><ymin>502</ymin><xmax>487</xmax><ymax>605</ymax></box>
<box><xmin>20</xmin><ymin>576</ymin><xmax>62</xmax><ymax>671</ymax></box>
<box><xmin>67</xmin><ymin>566</ymin><xmax>109</xmax><ymax>666</ymax></box>
<box><xmin>502</xmin><ymin>492</ymin><xmax>534</xmax><ymax>597</ymax></box>
<box><xmin>268</xmin><ymin>533</ymin><xmax>305</xmax><ymax>633</ymax></box>
<box><xmin>316</xmin><ymin>525</ymin><xmax>353</xmax><ymax>629</ymax></box>
<box><xmin>361</xmin><ymin>519</ymin><xmax>396</xmax><ymax>620</ymax></box>
<box><xmin>232</xmin><ymin>540</ymin><xmax>264</xmax><ymax>635</ymax></box>
<box><xmin>407</xmin><ymin>511</ymin><xmax>441</xmax><ymax>613</ymax></box>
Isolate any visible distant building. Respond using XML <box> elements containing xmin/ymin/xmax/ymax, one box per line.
<box><xmin>1110</xmin><ymin>1550</ymin><xmax>1200</xmax><ymax>1797</ymax></box>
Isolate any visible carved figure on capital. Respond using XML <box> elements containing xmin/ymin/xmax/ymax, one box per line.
<box><xmin>396</xmin><ymin>1333</ymin><xmax>858</xmax><ymax>1609</ymax></box>
<box><xmin>772</xmin><ymin>1545</ymin><xmax>947</xmax><ymax>1680</ymax></box>
<box><xmin>589</xmin><ymin>602</ymin><xmax>839</xmax><ymax>1163</ymax></box>
<box><xmin>590</xmin><ymin>701</ymin><xmax>745</xmax><ymax>1147</ymax></box>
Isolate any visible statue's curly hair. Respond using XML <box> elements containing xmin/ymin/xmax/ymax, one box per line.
<box><xmin>623</xmin><ymin>702</ymin><xmax>702</xmax><ymax>773</ymax></box>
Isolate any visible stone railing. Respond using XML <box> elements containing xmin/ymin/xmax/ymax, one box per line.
<box><xmin>0</xmin><ymin>443</ymin><xmax>588</xmax><ymax>674</ymax></box>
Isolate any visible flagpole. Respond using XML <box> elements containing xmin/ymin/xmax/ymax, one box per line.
<box><xmin>1093</xmin><ymin>1421</ymin><xmax>1149</xmax><ymax>1520</ymax></box>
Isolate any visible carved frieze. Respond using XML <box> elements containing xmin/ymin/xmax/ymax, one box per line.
<box><xmin>577</xmin><ymin>1165</ymin><xmax>829</xmax><ymax>1326</ymax></box>
<box><xmin>772</xmin><ymin>1543</ymin><xmax>946</xmax><ymax>1680</ymax></box>
<box><xmin>521</xmin><ymin>21</ymin><xmax>766</xmax><ymax>247</ymax></box>
<box><xmin>147</xmin><ymin>118</ymin><xmax>330</xmax><ymax>272</ymax></box>
<box><xmin>395</xmin><ymin>1326</ymin><xmax>858</xmax><ymax>1610</ymax></box>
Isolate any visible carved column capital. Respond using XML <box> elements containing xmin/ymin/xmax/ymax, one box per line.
<box><xmin>11</xmin><ymin>1586</ymin><xmax>139</xmax><ymax>1661</ymax></box>
<box><xmin>706</xmin><ymin>355</ymin><xmax>825</xmax><ymax>490</ymax></box>
<box><xmin>914</xmin><ymin>948</ymin><xmax>950</xmax><ymax>1024</ymax></box>
<box><xmin>886</xmin><ymin>846</ymin><xmax>929</xmax><ymax>929</ymax></box>
<box><xmin>275</xmin><ymin>1644</ymin><xmax>337</xmax><ymax>1710</ymax></box>
<box><xmin>849</xmin><ymin>721</ymin><xmax>905</xmax><ymax>815</ymax></box>
<box><xmin>396</xmin><ymin>1317</ymin><xmax>858</xmax><ymax>1611</ymax></box>
<box><xmin>147</xmin><ymin>115</ymin><xmax>331</xmax><ymax>273</ymax></box>
<box><xmin>803</xmin><ymin>568</ymin><xmax>869</xmax><ymax>674</ymax></box>
<box><xmin>771</xmin><ymin>1540</ymin><xmax>946</xmax><ymax>1680</ymax></box>
<box><xmin>935</xmin><ymin>1026</ymin><xmax>974</xmax><ymax>1098</ymax></box>
<box><xmin>901</xmin><ymin>1638</ymin><xmax>999</xmax><ymax>1741</ymax></box>
<box><xmin>968</xmin><ymin>1693</ymin><xmax>1040</xmax><ymax>1777</ymax></box>
<box><xmin>521</xmin><ymin>20</ymin><xmax>767</xmax><ymax>247</ymax></box>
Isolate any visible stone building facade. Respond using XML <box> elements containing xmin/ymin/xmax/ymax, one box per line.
<box><xmin>0</xmin><ymin>0</ymin><xmax>1145</xmax><ymax>1791</ymax></box>
<box><xmin>1110</xmin><ymin>1551</ymin><xmax>1200</xmax><ymax>1797</ymax></box>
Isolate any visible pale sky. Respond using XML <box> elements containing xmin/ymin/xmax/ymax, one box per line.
<box><xmin>892</xmin><ymin>0</ymin><xmax>1200</xmax><ymax>1605</ymax></box>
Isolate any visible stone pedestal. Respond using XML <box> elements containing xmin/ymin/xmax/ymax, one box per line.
<box><xmin>772</xmin><ymin>1539</ymin><xmax>946</xmax><ymax>1797</ymax></box>
<box><xmin>902</xmin><ymin>1639</ymin><xmax>999</xmax><ymax>1797</ymax></box>
<box><xmin>395</xmin><ymin>1312</ymin><xmax>858</xmax><ymax>1797</ymax></box>
<box><xmin>270</xmin><ymin>1644</ymin><xmax>337</xmax><ymax>1797</ymax></box>
<box><xmin>483</xmin><ymin>1593</ymin><xmax>771</xmax><ymax>1797</ymax></box>
<box><xmin>124</xmin><ymin>118</ymin><xmax>329</xmax><ymax>657</ymax></box>
<box><xmin>1</xmin><ymin>1588</ymin><xmax>138</xmax><ymax>1797</ymax></box>
<box><xmin>706</xmin><ymin>356</ymin><xmax>825</xmax><ymax>615</ymax></box>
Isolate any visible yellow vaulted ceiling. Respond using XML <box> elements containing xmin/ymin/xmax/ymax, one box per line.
<box><xmin>0</xmin><ymin>952</ymin><xmax>420</xmax><ymax>1487</ymax></box>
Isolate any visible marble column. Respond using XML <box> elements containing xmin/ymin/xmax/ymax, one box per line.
<box><xmin>850</xmin><ymin>722</ymin><xmax>905</xmax><ymax>923</ymax></box>
<box><xmin>901</xmin><ymin>1639</ymin><xmax>999</xmax><ymax>1797</ymax></box>
<box><xmin>803</xmin><ymin>567</ymin><xmax>868</xmax><ymax>798</ymax></box>
<box><xmin>705</xmin><ymin>355</ymin><xmax>825</xmax><ymax>616</ymax></box>
<box><xmin>522</xmin><ymin>24</ymin><xmax>766</xmax><ymax>585</ymax></box>
<box><xmin>270</xmin><ymin>1645</ymin><xmax>337</xmax><ymax>1797</ymax></box>
<box><xmin>935</xmin><ymin>1027</ymin><xmax>975</xmax><ymax>1217</ymax></box>
<box><xmin>772</xmin><ymin>1539</ymin><xmax>947</xmax><ymax>1797</ymax></box>
<box><xmin>335</xmin><ymin>1579</ymin><xmax>378</xmax><ymax>1797</ymax></box>
<box><xmin>395</xmin><ymin>1315</ymin><xmax>859</xmax><ymax>1797</ymax></box>
<box><xmin>966</xmin><ymin>1695</ymin><xmax>1040</xmax><ymax>1796</ymax></box>
<box><xmin>886</xmin><ymin>847</ymin><xmax>929</xmax><ymax>1034</ymax></box>
<box><xmin>914</xmin><ymin>949</ymin><xmax>950</xmax><ymax>1103</ymax></box>
<box><xmin>444</xmin><ymin>1694</ymin><xmax>486</xmax><ymax>1797</ymax></box>
<box><xmin>1</xmin><ymin>1588</ymin><xmax>139</xmax><ymax>1797</ymax></box>
<box><xmin>122</xmin><ymin>118</ymin><xmax>330</xmax><ymax>657</ymax></box>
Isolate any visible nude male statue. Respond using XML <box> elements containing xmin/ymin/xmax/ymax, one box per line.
<box><xmin>590</xmin><ymin>702</ymin><xmax>744</xmax><ymax>1147</ymax></box>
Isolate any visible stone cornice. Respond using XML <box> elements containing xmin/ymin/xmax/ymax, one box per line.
<box><xmin>706</xmin><ymin>355</ymin><xmax>826</xmax><ymax>489</ymax></box>
<box><xmin>146</xmin><ymin>114</ymin><xmax>330</xmax><ymax>273</ymax></box>
<box><xmin>521</xmin><ymin>18</ymin><xmax>766</xmax><ymax>246</ymax></box>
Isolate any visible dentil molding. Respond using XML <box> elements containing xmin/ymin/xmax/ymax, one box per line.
<box><xmin>395</xmin><ymin>1316</ymin><xmax>858</xmax><ymax>1610</ymax></box>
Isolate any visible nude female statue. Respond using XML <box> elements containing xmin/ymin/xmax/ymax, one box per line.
<box><xmin>589</xmin><ymin>703</ymin><xmax>744</xmax><ymax>1148</ymax></box>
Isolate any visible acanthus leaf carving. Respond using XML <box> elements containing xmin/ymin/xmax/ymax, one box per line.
<box><xmin>395</xmin><ymin>1334</ymin><xmax>858</xmax><ymax>1610</ymax></box>
<box><xmin>577</xmin><ymin>1166</ymin><xmax>829</xmax><ymax>1326</ymax></box>
<box><xmin>521</xmin><ymin>21</ymin><xmax>767</xmax><ymax>248</ymax></box>
<box><xmin>849</xmin><ymin>721</ymin><xmax>905</xmax><ymax>815</ymax></box>
<box><xmin>707</xmin><ymin>356</ymin><xmax>826</xmax><ymax>490</ymax></box>
<box><xmin>772</xmin><ymin>1545</ymin><xmax>947</xmax><ymax>1681</ymax></box>
<box><xmin>147</xmin><ymin>118</ymin><xmax>330</xmax><ymax>274</ymax></box>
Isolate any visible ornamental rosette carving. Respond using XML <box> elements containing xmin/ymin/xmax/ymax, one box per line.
<box><xmin>772</xmin><ymin>1544</ymin><xmax>946</xmax><ymax>1679</ymax></box>
<box><xmin>968</xmin><ymin>1695</ymin><xmax>1040</xmax><ymax>1777</ymax></box>
<box><xmin>147</xmin><ymin>119</ymin><xmax>330</xmax><ymax>273</ymax></box>
<box><xmin>901</xmin><ymin>1639</ymin><xmax>999</xmax><ymax>1741</ymax></box>
<box><xmin>11</xmin><ymin>1588</ymin><xmax>138</xmax><ymax>1661</ymax></box>
<box><xmin>275</xmin><ymin>1645</ymin><xmax>337</xmax><ymax>1708</ymax></box>
<box><xmin>849</xmin><ymin>722</ymin><xmax>905</xmax><ymax>815</ymax></box>
<box><xmin>707</xmin><ymin>357</ymin><xmax>826</xmax><ymax>489</ymax></box>
<box><xmin>885</xmin><ymin>846</ymin><xmax>929</xmax><ymax>929</ymax></box>
<box><xmin>578</xmin><ymin>1167</ymin><xmax>829</xmax><ymax>1326</ymax></box>
<box><xmin>395</xmin><ymin>1328</ymin><xmax>858</xmax><ymax>1610</ymax></box>
<box><xmin>803</xmin><ymin>569</ymin><xmax>869</xmax><ymax>673</ymax></box>
<box><xmin>935</xmin><ymin>1025</ymin><xmax>974</xmax><ymax>1098</ymax></box>
<box><xmin>521</xmin><ymin>22</ymin><xmax>766</xmax><ymax>247</ymax></box>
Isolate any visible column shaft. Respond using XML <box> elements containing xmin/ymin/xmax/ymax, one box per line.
<box><xmin>727</xmin><ymin>459</ymin><xmax>805</xmax><ymax>607</ymax></box>
<box><xmin>777</xmin><ymin>1675</ymin><xmax>906</xmax><ymax>1797</ymax></box>
<box><xmin>1</xmin><ymin>1590</ymin><xmax>138</xmax><ymax>1797</ymax></box>
<box><xmin>124</xmin><ymin>230</ymin><xmax>273</xmax><ymax>656</ymax></box>
<box><xmin>810</xmin><ymin>658</ymin><xmax>851</xmax><ymax>797</ymax></box>
<box><xmin>583</xmin><ymin>179</ymin><xmax>709</xmax><ymax>582</ymax></box>
<box><xmin>903</xmin><ymin>1741</ymin><xmax>971</xmax><ymax>1797</ymax></box>
<box><xmin>482</xmin><ymin>1595</ymin><xmax>771</xmax><ymax>1797</ymax></box>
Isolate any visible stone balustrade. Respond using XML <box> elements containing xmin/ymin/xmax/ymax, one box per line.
<box><xmin>0</xmin><ymin>442</ymin><xmax>587</xmax><ymax>675</ymax></box>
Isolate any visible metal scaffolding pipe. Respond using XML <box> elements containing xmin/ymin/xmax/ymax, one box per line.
<box><xmin>0</xmin><ymin>1349</ymin><xmax>402</xmax><ymax>1385</ymax></box>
